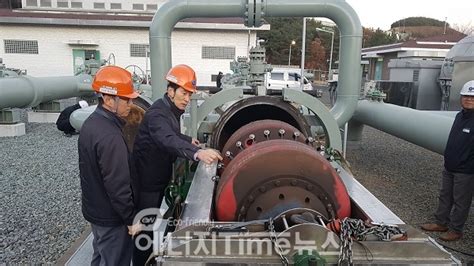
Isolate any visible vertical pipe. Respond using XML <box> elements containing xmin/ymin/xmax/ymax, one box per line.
<box><xmin>343</xmin><ymin>121</ymin><xmax>348</xmax><ymax>158</ymax></box>
<box><xmin>149</xmin><ymin>0</ymin><xmax>247</xmax><ymax>101</ymax></box>
<box><xmin>300</xmin><ymin>17</ymin><xmax>306</xmax><ymax>90</ymax></box>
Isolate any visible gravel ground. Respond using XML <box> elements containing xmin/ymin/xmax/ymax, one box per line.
<box><xmin>346</xmin><ymin>127</ymin><xmax>474</xmax><ymax>263</ymax></box>
<box><xmin>0</xmin><ymin>96</ymin><xmax>473</xmax><ymax>263</ymax></box>
<box><xmin>0</xmin><ymin>114</ymin><xmax>88</xmax><ymax>264</ymax></box>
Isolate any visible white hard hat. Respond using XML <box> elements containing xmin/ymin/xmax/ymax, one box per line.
<box><xmin>460</xmin><ymin>80</ymin><xmax>474</xmax><ymax>96</ymax></box>
<box><xmin>78</xmin><ymin>100</ymin><xmax>89</xmax><ymax>108</ymax></box>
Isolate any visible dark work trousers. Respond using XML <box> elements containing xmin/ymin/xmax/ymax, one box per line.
<box><xmin>133</xmin><ymin>190</ymin><xmax>165</xmax><ymax>266</ymax></box>
<box><xmin>434</xmin><ymin>169</ymin><xmax>474</xmax><ymax>233</ymax></box>
<box><xmin>91</xmin><ymin>223</ymin><xmax>133</xmax><ymax>266</ymax></box>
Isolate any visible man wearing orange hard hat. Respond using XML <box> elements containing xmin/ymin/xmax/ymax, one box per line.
<box><xmin>78</xmin><ymin>65</ymin><xmax>140</xmax><ymax>265</ymax></box>
<box><xmin>131</xmin><ymin>64</ymin><xmax>222</xmax><ymax>265</ymax></box>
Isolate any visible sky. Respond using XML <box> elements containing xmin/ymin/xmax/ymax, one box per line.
<box><xmin>327</xmin><ymin>0</ymin><xmax>474</xmax><ymax>30</ymax></box>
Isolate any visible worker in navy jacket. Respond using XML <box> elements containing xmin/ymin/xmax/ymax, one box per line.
<box><xmin>132</xmin><ymin>64</ymin><xmax>222</xmax><ymax>265</ymax></box>
<box><xmin>422</xmin><ymin>80</ymin><xmax>474</xmax><ymax>241</ymax></box>
<box><xmin>78</xmin><ymin>66</ymin><xmax>141</xmax><ymax>265</ymax></box>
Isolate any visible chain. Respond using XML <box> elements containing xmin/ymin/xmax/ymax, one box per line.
<box><xmin>338</xmin><ymin>218</ymin><xmax>406</xmax><ymax>265</ymax></box>
<box><xmin>268</xmin><ymin>218</ymin><xmax>289</xmax><ymax>265</ymax></box>
<box><xmin>338</xmin><ymin>218</ymin><xmax>354</xmax><ymax>265</ymax></box>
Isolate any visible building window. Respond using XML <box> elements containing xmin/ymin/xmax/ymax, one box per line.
<box><xmin>93</xmin><ymin>2</ymin><xmax>105</xmax><ymax>9</ymax></box>
<box><xmin>202</xmin><ymin>46</ymin><xmax>235</xmax><ymax>60</ymax></box>
<box><xmin>40</xmin><ymin>0</ymin><xmax>51</xmax><ymax>7</ymax></box>
<box><xmin>26</xmin><ymin>0</ymin><xmax>37</xmax><ymax>7</ymax></box>
<box><xmin>110</xmin><ymin>3</ymin><xmax>121</xmax><ymax>9</ymax></box>
<box><xmin>413</xmin><ymin>70</ymin><xmax>420</xmax><ymax>82</ymax></box>
<box><xmin>57</xmin><ymin>0</ymin><xmax>69</xmax><ymax>8</ymax></box>
<box><xmin>132</xmin><ymin>3</ymin><xmax>144</xmax><ymax>10</ymax></box>
<box><xmin>146</xmin><ymin>4</ymin><xmax>157</xmax><ymax>11</ymax></box>
<box><xmin>71</xmin><ymin>1</ymin><xmax>82</xmax><ymax>8</ymax></box>
<box><xmin>4</xmin><ymin>40</ymin><xmax>39</xmax><ymax>54</ymax></box>
<box><xmin>130</xmin><ymin>44</ymin><xmax>149</xmax><ymax>57</ymax></box>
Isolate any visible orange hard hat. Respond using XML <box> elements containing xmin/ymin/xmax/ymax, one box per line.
<box><xmin>165</xmin><ymin>64</ymin><xmax>197</xmax><ymax>93</ymax></box>
<box><xmin>92</xmin><ymin>66</ymin><xmax>139</xmax><ymax>99</ymax></box>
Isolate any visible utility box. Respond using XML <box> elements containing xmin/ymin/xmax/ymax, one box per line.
<box><xmin>449</xmin><ymin>56</ymin><xmax>474</xmax><ymax>111</ymax></box>
<box><xmin>388</xmin><ymin>59</ymin><xmax>443</xmax><ymax>110</ymax></box>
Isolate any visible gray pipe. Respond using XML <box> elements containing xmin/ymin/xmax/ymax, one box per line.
<box><xmin>150</xmin><ymin>0</ymin><xmax>362</xmax><ymax>126</ymax></box>
<box><xmin>0</xmin><ymin>74</ymin><xmax>93</xmax><ymax>109</ymax></box>
<box><xmin>353</xmin><ymin>100</ymin><xmax>455</xmax><ymax>155</ymax></box>
<box><xmin>150</xmin><ymin>0</ymin><xmax>247</xmax><ymax>100</ymax></box>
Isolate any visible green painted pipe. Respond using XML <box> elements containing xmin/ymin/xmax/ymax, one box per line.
<box><xmin>150</xmin><ymin>0</ymin><xmax>362</xmax><ymax>126</ymax></box>
<box><xmin>0</xmin><ymin>74</ymin><xmax>93</xmax><ymax>109</ymax></box>
<box><xmin>353</xmin><ymin>100</ymin><xmax>455</xmax><ymax>155</ymax></box>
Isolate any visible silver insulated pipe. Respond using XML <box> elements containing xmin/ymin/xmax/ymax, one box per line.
<box><xmin>0</xmin><ymin>74</ymin><xmax>93</xmax><ymax>109</ymax></box>
<box><xmin>150</xmin><ymin>0</ymin><xmax>362</xmax><ymax>127</ymax></box>
<box><xmin>353</xmin><ymin>100</ymin><xmax>455</xmax><ymax>155</ymax></box>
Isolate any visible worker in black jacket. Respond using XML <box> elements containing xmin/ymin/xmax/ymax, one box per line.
<box><xmin>132</xmin><ymin>64</ymin><xmax>222</xmax><ymax>265</ymax></box>
<box><xmin>78</xmin><ymin>66</ymin><xmax>141</xmax><ymax>265</ymax></box>
<box><xmin>56</xmin><ymin>100</ymin><xmax>88</xmax><ymax>136</ymax></box>
<box><xmin>421</xmin><ymin>80</ymin><xmax>474</xmax><ymax>241</ymax></box>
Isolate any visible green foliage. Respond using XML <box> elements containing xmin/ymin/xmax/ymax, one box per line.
<box><xmin>363</xmin><ymin>27</ymin><xmax>398</xmax><ymax>48</ymax></box>
<box><xmin>257</xmin><ymin>17</ymin><xmax>338</xmax><ymax>68</ymax></box>
<box><xmin>391</xmin><ymin>17</ymin><xmax>448</xmax><ymax>29</ymax></box>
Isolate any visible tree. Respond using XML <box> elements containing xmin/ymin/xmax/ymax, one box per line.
<box><xmin>391</xmin><ymin>17</ymin><xmax>448</xmax><ymax>29</ymax></box>
<box><xmin>363</xmin><ymin>27</ymin><xmax>398</xmax><ymax>48</ymax></box>
<box><xmin>306</xmin><ymin>38</ymin><xmax>326</xmax><ymax>70</ymax></box>
<box><xmin>452</xmin><ymin>22</ymin><xmax>474</xmax><ymax>35</ymax></box>
<box><xmin>258</xmin><ymin>17</ymin><xmax>327</xmax><ymax>66</ymax></box>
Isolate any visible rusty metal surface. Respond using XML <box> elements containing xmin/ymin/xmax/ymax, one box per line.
<box><xmin>220</xmin><ymin>119</ymin><xmax>307</xmax><ymax>172</ymax></box>
<box><xmin>215</xmin><ymin>140</ymin><xmax>351</xmax><ymax>222</ymax></box>
<box><xmin>210</xmin><ymin>96</ymin><xmax>311</xmax><ymax>151</ymax></box>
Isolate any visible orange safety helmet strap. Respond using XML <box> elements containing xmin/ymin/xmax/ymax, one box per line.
<box><xmin>92</xmin><ymin>65</ymin><xmax>139</xmax><ymax>99</ymax></box>
<box><xmin>165</xmin><ymin>64</ymin><xmax>197</xmax><ymax>93</ymax></box>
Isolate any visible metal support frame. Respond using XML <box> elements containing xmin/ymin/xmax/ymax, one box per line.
<box><xmin>282</xmin><ymin>88</ymin><xmax>342</xmax><ymax>151</ymax></box>
<box><xmin>189</xmin><ymin>88</ymin><xmax>244</xmax><ymax>138</ymax></box>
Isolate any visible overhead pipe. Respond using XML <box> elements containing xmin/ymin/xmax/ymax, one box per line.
<box><xmin>353</xmin><ymin>100</ymin><xmax>455</xmax><ymax>155</ymax></box>
<box><xmin>150</xmin><ymin>0</ymin><xmax>362</xmax><ymax>126</ymax></box>
<box><xmin>0</xmin><ymin>75</ymin><xmax>93</xmax><ymax>109</ymax></box>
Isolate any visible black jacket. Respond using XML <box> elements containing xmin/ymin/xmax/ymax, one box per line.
<box><xmin>444</xmin><ymin>110</ymin><xmax>474</xmax><ymax>174</ymax></box>
<box><xmin>132</xmin><ymin>94</ymin><xmax>199</xmax><ymax>194</ymax></box>
<box><xmin>56</xmin><ymin>104</ymin><xmax>81</xmax><ymax>134</ymax></box>
<box><xmin>78</xmin><ymin>105</ymin><xmax>135</xmax><ymax>226</ymax></box>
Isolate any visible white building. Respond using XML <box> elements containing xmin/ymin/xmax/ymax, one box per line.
<box><xmin>0</xmin><ymin>0</ymin><xmax>269</xmax><ymax>86</ymax></box>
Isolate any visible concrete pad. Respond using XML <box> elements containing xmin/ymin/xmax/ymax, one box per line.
<box><xmin>65</xmin><ymin>233</ymin><xmax>93</xmax><ymax>266</ymax></box>
<box><xmin>28</xmin><ymin>111</ymin><xmax>60</xmax><ymax>123</ymax></box>
<box><xmin>0</xmin><ymin>123</ymin><xmax>26</xmax><ymax>137</ymax></box>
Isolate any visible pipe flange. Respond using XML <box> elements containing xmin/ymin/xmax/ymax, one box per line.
<box><xmin>244</xmin><ymin>0</ymin><xmax>254</xmax><ymax>27</ymax></box>
<box><xmin>237</xmin><ymin>177</ymin><xmax>337</xmax><ymax>221</ymax></box>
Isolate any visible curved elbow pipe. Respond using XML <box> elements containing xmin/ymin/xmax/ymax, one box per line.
<box><xmin>353</xmin><ymin>100</ymin><xmax>455</xmax><ymax>155</ymax></box>
<box><xmin>150</xmin><ymin>0</ymin><xmax>247</xmax><ymax>100</ymax></box>
<box><xmin>150</xmin><ymin>0</ymin><xmax>362</xmax><ymax>126</ymax></box>
<box><xmin>0</xmin><ymin>75</ymin><xmax>94</xmax><ymax>109</ymax></box>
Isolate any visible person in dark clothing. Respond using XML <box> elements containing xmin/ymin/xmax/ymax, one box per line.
<box><xmin>78</xmin><ymin>66</ymin><xmax>141</xmax><ymax>265</ymax></box>
<box><xmin>56</xmin><ymin>100</ymin><xmax>88</xmax><ymax>136</ymax></box>
<box><xmin>132</xmin><ymin>64</ymin><xmax>222</xmax><ymax>265</ymax></box>
<box><xmin>216</xmin><ymin>71</ymin><xmax>223</xmax><ymax>88</ymax></box>
<box><xmin>421</xmin><ymin>80</ymin><xmax>474</xmax><ymax>241</ymax></box>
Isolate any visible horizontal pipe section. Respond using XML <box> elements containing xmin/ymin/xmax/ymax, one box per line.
<box><xmin>353</xmin><ymin>100</ymin><xmax>455</xmax><ymax>155</ymax></box>
<box><xmin>0</xmin><ymin>75</ymin><xmax>93</xmax><ymax>109</ymax></box>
